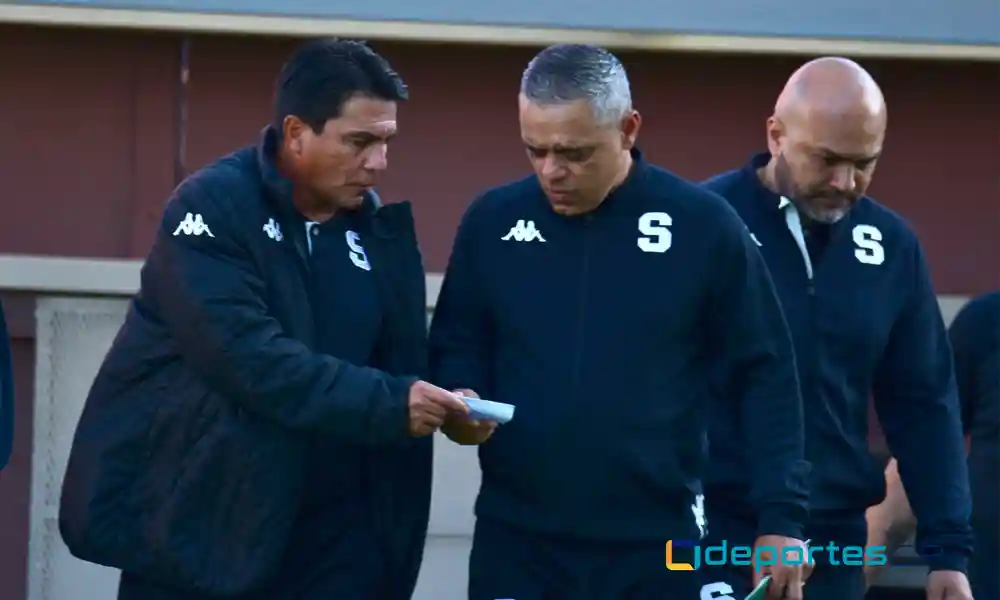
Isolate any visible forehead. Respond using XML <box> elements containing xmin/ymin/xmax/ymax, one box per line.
<box><xmin>324</xmin><ymin>95</ymin><xmax>398</xmax><ymax>137</ymax></box>
<box><xmin>794</xmin><ymin>108</ymin><xmax>884</xmax><ymax>156</ymax></box>
<box><xmin>518</xmin><ymin>97</ymin><xmax>605</xmax><ymax>146</ymax></box>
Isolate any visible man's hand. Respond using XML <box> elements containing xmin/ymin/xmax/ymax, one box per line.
<box><xmin>441</xmin><ymin>389</ymin><xmax>497</xmax><ymax>445</ymax></box>
<box><xmin>752</xmin><ymin>535</ymin><xmax>811</xmax><ymax>600</ymax></box>
<box><xmin>407</xmin><ymin>380</ymin><xmax>469</xmax><ymax>436</ymax></box>
<box><xmin>865</xmin><ymin>458</ymin><xmax>917</xmax><ymax>588</ymax></box>
<box><xmin>926</xmin><ymin>570</ymin><xmax>972</xmax><ymax>600</ymax></box>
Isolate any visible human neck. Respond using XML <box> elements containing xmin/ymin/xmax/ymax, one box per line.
<box><xmin>756</xmin><ymin>160</ymin><xmax>780</xmax><ymax>196</ymax></box>
<box><xmin>277</xmin><ymin>146</ymin><xmax>339</xmax><ymax>222</ymax></box>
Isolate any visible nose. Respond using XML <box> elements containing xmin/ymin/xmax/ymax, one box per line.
<box><xmin>362</xmin><ymin>143</ymin><xmax>389</xmax><ymax>172</ymax></box>
<box><xmin>540</xmin><ymin>155</ymin><xmax>565</xmax><ymax>181</ymax></box>
<box><xmin>829</xmin><ymin>165</ymin><xmax>857</xmax><ymax>195</ymax></box>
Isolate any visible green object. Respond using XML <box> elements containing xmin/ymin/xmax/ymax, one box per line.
<box><xmin>744</xmin><ymin>575</ymin><xmax>771</xmax><ymax>600</ymax></box>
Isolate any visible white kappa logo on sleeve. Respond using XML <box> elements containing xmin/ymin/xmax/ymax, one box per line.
<box><xmin>173</xmin><ymin>213</ymin><xmax>214</xmax><ymax>237</ymax></box>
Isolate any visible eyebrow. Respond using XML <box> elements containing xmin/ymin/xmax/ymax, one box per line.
<box><xmin>346</xmin><ymin>130</ymin><xmax>397</xmax><ymax>141</ymax></box>
<box><xmin>818</xmin><ymin>147</ymin><xmax>881</xmax><ymax>162</ymax></box>
<box><xmin>523</xmin><ymin>142</ymin><xmax>591</xmax><ymax>151</ymax></box>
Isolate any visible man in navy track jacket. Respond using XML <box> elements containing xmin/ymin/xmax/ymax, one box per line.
<box><xmin>701</xmin><ymin>57</ymin><xmax>973</xmax><ymax>600</ymax></box>
<box><xmin>430</xmin><ymin>44</ymin><xmax>811</xmax><ymax>600</ymax></box>
<box><xmin>59</xmin><ymin>39</ymin><xmax>469</xmax><ymax>600</ymax></box>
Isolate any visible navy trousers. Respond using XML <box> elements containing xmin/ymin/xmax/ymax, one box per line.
<box><xmin>469</xmin><ymin>517</ymin><xmax>703</xmax><ymax>600</ymax></box>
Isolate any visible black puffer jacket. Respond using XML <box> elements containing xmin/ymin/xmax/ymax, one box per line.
<box><xmin>59</xmin><ymin>127</ymin><xmax>432</xmax><ymax>598</ymax></box>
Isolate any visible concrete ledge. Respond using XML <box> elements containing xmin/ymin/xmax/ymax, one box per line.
<box><xmin>0</xmin><ymin>254</ymin><xmax>446</xmax><ymax>306</ymax></box>
<box><xmin>0</xmin><ymin>254</ymin><xmax>971</xmax><ymax>320</ymax></box>
<box><xmin>0</xmin><ymin>255</ymin><xmax>144</xmax><ymax>296</ymax></box>
<box><xmin>1</xmin><ymin>4</ymin><xmax>999</xmax><ymax>61</ymax></box>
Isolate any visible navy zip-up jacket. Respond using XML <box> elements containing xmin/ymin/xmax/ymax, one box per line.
<box><xmin>60</xmin><ymin>127</ymin><xmax>432</xmax><ymax>598</ymax></box>
<box><xmin>949</xmin><ymin>290</ymin><xmax>999</xmax><ymax>596</ymax></box>
<box><xmin>430</xmin><ymin>150</ymin><xmax>809</xmax><ymax>542</ymax></box>
<box><xmin>703</xmin><ymin>153</ymin><xmax>973</xmax><ymax>572</ymax></box>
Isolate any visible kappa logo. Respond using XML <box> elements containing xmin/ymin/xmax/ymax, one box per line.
<box><xmin>173</xmin><ymin>213</ymin><xmax>214</xmax><ymax>237</ymax></box>
<box><xmin>263</xmin><ymin>218</ymin><xmax>283</xmax><ymax>242</ymax></box>
<box><xmin>502</xmin><ymin>219</ymin><xmax>546</xmax><ymax>242</ymax></box>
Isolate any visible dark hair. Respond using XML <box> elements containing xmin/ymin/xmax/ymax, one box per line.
<box><xmin>274</xmin><ymin>39</ymin><xmax>408</xmax><ymax>132</ymax></box>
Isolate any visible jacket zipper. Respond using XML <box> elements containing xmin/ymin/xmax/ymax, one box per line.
<box><xmin>572</xmin><ymin>216</ymin><xmax>593</xmax><ymax>387</ymax></box>
<box><xmin>783</xmin><ymin>206</ymin><xmax>815</xmax><ymax>295</ymax></box>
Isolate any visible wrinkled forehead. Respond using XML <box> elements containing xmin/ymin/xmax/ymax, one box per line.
<box><xmin>324</xmin><ymin>96</ymin><xmax>399</xmax><ymax>138</ymax></box>
<box><xmin>518</xmin><ymin>97</ymin><xmax>608</xmax><ymax>147</ymax></box>
<box><xmin>795</xmin><ymin>107</ymin><xmax>885</xmax><ymax>157</ymax></box>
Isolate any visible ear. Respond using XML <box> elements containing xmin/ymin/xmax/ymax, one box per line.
<box><xmin>765</xmin><ymin>116</ymin><xmax>783</xmax><ymax>156</ymax></box>
<box><xmin>621</xmin><ymin>110</ymin><xmax>642</xmax><ymax>150</ymax></box>
<box><xmin>282</xmin><ymin>115</ymin><xmax>307</xmax><ymax>156</ymax></box>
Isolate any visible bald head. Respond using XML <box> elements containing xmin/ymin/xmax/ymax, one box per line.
<box><xmin>775</xmin><ymin>57</ymin><xmax>886</xmax><ymax>126</ymax></box>
<box><xmin>764</xmin><ymin>57</ymin><xmax>887</xmax><ymax>224</ymax></box>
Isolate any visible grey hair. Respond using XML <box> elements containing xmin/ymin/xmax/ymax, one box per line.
<box><xmin>520</xmin><ymin>44</ymin><xmax>632</xmax><ymax>126</ymax></box>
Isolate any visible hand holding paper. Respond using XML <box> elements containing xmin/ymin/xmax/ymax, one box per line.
<box><xmin>439</xmin><ymin>390</ymin><xmax>513</xmax><ymax>446</ymax></box>
<box><xmin>460</xmin><ymin>397</ymin><xmax>515</xmax><ymax>424</ymax></box>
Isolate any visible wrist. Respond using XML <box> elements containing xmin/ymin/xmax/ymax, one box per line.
<box><xmin>756</xmin><ymin>506</ymin><xmax>805</xmax><ymax>540</ymax></box>
<box><xmin>920</xmin><ymin>541</ymin><xmax>970</xmax><ymax>574</ymax></box>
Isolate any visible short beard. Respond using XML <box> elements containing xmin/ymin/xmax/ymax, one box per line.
<box><xmin>774</xmin><ymin>154</ymin><xmax>848</xmax><ymax>225</ymax></box>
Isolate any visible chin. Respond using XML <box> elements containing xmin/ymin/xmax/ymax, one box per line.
<box><xmin>338</xmin><ymin>194</ymin><xmax>366</xmax><ymax>209</ymax></box>
<box><xmin>811</xmin><ymin>208</ymin><xmax>849</xmax><ymax>224</ymax></box>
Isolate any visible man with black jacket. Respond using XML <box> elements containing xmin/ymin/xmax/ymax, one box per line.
<box><xmin>60</xmin><ymin>39</ymin><xmax>472</xmax><ymax>600</ymax></box>
<box><xmin>867</xmin><ymin>291</ymin><xmax>1000</xmax><ymax>598</ymax></box>
<box><xmin>429</xmin><ymin>44</ymin><xmax>810</xmax><ymax>600</ymax></box>
<box><xmin>700</xmin><ymin>57</ymin><xmax>973</xmax><ymax>600</ymax></box>
<box><xmin>946</xmin><ymin>291</ymin><xmax>997</xmax><ymax>600</ymax></box>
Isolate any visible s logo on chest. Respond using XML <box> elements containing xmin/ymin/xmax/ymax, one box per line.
<box><xmin>637</xmin><ymin>211</ymin><xmax>673</xmax><ymax>253</ymax></box>
<box><xmin>852</xmin><ymin>224</ymin><xmax>884</xmax><ymax>266</ymax></box>
<box><xmin>345</xmin><ymin>230</ymin><xmax>371</xmax><ymax>271</ymax></box>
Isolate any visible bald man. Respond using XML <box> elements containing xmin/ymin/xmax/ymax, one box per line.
<box><xmin>697</xmin><ymin>57</ymin><xmax>973</xmax><ymax>600</ymax></box>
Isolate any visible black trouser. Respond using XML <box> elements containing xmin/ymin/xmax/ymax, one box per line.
<box><xmin>469</xmin><ymin>518</ymin><xmax>703</xmax><ymax>600</ymax></box>
<box><xmin>698</xmin><ymin>504</ymin><xmax>866</xmax><ymax>600</ymax></box>
<box><xmin>970</xmin><ymin>533</ymin><xmax>999</xmax><ymax>600</ymax></box>
<box><xmin>118</xmin><ymin>498</ymin><xmax>389</xmax><ymax>600</ymax></box>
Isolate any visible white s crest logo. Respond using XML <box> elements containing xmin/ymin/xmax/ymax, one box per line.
<box><xmin>637</xmin><ymin>211</ymin><xmax>672</xmax><ymax>253</ymax></box>
<box><xmin>345</xmin><ymin>230</ymin><xmax>371</xmax><ymax>271</ymax></box>
<box><xmin>852</xmin><ymin>224</ymin><xmax>884</xmax><ymax>265</ymax></box>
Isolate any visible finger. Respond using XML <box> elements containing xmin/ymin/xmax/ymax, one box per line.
<box><xmin>765</xmin><ymin>570</ymin><xmax>787</xmax><ymax>600</ymax></box>
<box><xmin>424</xmin><ymin>412</ymin><xmax>445</xmax><ymax>428</ymax></box>
<box><xmin>431</xmin><ymin>388</ymin><xmax>470</xmax><ymax>414</ymax></box>
<box><xmin>422</xmin><ymin>402</ymin><xmax>448</xmax><ymax>420</ymax></box>
<box><xmin>412</xmin><ymin>423</ymin><xmax>434</xmax><ymax>437</ymax></box>
<box><xmin>454</xmin><ymin>388</ymin><xmax>479</xmax><ymax>399</ymax></box>
<box><xmin>785</xmin><ymin>567</ymin><xmax>803</xmax><ymax>600</ymax></box>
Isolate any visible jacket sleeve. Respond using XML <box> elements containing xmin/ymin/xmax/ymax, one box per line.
<box><xmin>141</xmin><ymin>181</ymin><xmax>413</xmax><ymax>444</ymax></box>
<box><xmin>948</xmin><ymin>299</ymin><xmax>980</xmax><ymax>434</ymax></box>
<box><xmin>428</xmin><ymin>199</ymin><xmax>493</xmax><ymax>395</ymax></box>
<box><xmin>706</xmin><ymin>206</ymin><xmax>810</xmax><ymax>539</ymax></box>
<box><xmin>873</xmin><ymin>241</ymin><xmax>973</xmax><ymax>573</ymax></box>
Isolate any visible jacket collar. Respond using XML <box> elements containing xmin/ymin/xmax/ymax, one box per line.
<box><xmin>742</xmin><ymin>151</ymin><xmax>801</xmax><ymax>213</ymax></box>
